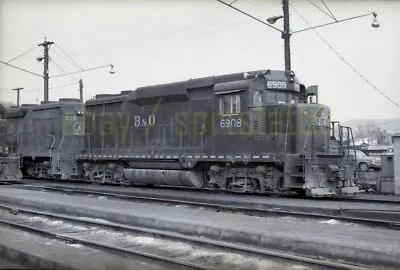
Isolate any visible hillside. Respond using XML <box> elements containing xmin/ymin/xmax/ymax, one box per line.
<box><xmin>342</xmin><ymin>119</ymin><xmax>400</xmax><ymax>134</ymax></box>
<box><xmin>342</xmin><ymin>118</ymin><xmax>400</xmax><ymax>145</ymax></box>
<box><xmin>0</xmin><ymin>101</ymin><xmax>15</xmax><ymax>108</ymax></box>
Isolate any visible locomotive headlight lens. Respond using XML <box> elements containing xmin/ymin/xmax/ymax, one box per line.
<box><xmin>303</xmin><ymin>110</ymin><xmax>309</xmax><ymax>117</ymax></box>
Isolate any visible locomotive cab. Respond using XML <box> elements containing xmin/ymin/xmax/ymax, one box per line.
<box><xmin>210</xmin><ymin>70</ymin><xmax>358</xmax><ymax>196</ymax></box>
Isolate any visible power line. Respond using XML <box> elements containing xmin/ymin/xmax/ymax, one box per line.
<box><xmin>49</xmin><ymin>57</ymin><xmax>78</xmax><ymax>82</ymax></box>
<box><xmin>54</xmin><ymin>43</ymin><xmax>84</xmax><ymax>71</ymax></box>
<box><xmin>0</xmin><ymin>60</ymin><xmax>42</xmax><ymax>78</ymax></box>
<box><xmin>216</xmin><ymin>0</ymin><xmax>282</xmax><ymax>33</ymax></box>
<box><xmin>5</xmin><ymin>45</ymin><xmax>38</xmax><ymax>64</ymax></box>
<box><xmin>51</xmin><ymin>64</ymin><xmax>114</xmax><ymax>78</ymax></box>
<box><xmin>305</xmin><ymin>0</ymin><xmax>335</xmax><ymax>20</ymax></box>
<box><xmin>14</xmin><ymin>83</ymin><xmax>78</xmax><ymax>93</ymax></box>
<box><xmin>290</xmin><ymin>3</ymin><xmax>400</xmax><ymax>110</ymax></box>
<box><xmin>51</xmin><ymin>49</ymin><xmax>79</xmax><ymax>69</ymax></box>
<box><xmin>320</xmin><ymin>0</ymin><xmax>337</xmax><ymax>21</ymax></box>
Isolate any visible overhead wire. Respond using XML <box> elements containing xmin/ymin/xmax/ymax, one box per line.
<box><xmin>320</xmin><ymin>0</ymin><xmax>337</xmax><ymax>21</ymax></box>
<box><xmin>70</xmin><ymin>13</ymin><xmax>231</xmax><ymax>58</ymax></box>
<box><xmin>51</xmin><ymin>49</ymin><xmax>79</xmax><ymax>69</ymax></box>
<box><xmin>71</xmin><ymin>0</ymin><xmax>278</xmax><ymax>58</ymax></box>
<box><xmin>5</xmin><ymin>45</ymin><xmax>38</xmax><ymax>64</ymax></box>
<box><xmin>3</xmin><ymin>82</ymin><xmax>78</xmax><ymax>94</ymax></box>
<box><xmin>289</xmin><ymin>2</ymin><xmax>400</xmax><ymax>110</ymax></box>
<box><xmin>0</xmin><ymin>60</ymin><xmax>42</xmax><ymax>78</ymax></box>
<box><xmin>305</xmin><ymin>0</ymin><xmax>335</xmax><ymax>20</ymax></box>
<box><xmin>54</xmin><ymin>43</ymin><xmax>84</xmax><ymax>71</ymax></box>
<box><xmin>24</xmin><ymin>83</ymin><xmax>78</xmax><ymax>93</ymax></box>
<box><xmin>49</xmin><ymin>56</ymin><xmax>79</xmax><ymax>82</ymax></box>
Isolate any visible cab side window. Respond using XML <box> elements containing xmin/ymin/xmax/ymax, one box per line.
<box><xmin>219</xmin><ymin>94</ymin><xmax>240</xmax><ymax>115</ymax></box>
<box><xmin>252</xmin><ymin>90</ymin><xmax>263</xmax><ymax>107</ymax></box>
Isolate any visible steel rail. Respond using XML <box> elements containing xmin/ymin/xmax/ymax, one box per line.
<box><xmin>23</xmin><ymin>179</ymin><xmax>400</xmax><ymax>205</ymax></box>
<box><xmin>0</xmin><ymin>203</ymin><xmax>371</xmax><ymax>270</ymax></box>
<box><xmin>18</xmin><ymin>185</ymin><xmax>400</xmax><ymax>230</ymax></box>
<box><xmin>0</xmin><ymin>212</ymin><xmax>209</xmax><ymax>270</ymax></box>
<box><xmin>328</xmin><ymin>197</ymin><xmax>400</xmax><ymax>205</ymax></box>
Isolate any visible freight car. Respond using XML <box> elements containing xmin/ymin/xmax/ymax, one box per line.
<box><xmin>0</xmin><ymin>103</ymin><xmax>22</xmax><ymax>183</ymax></box>
<box><xmin>77</xmin><ymin>69</ymin><xmax>359</xmax><ymax>197</ymax></box>
<box><xmin>5</xmin><ymin>99</ymin><xmax>84</xmax><ymax>180</ymax></box>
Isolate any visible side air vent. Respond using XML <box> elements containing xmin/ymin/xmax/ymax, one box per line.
<box><xmin>253</xmin><ymin>120</ymin><xmax>259</xmax><ymax>130</ymax></box>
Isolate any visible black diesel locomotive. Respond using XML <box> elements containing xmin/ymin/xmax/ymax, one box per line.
<box><xmin>6</xmin><ymin>69</ymin><xmax>358</xmax><ymax>197</ymax></box>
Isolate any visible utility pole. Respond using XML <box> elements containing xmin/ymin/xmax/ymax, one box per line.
<box><xmin>217</xmin><ymin>0</ymin><xmax>379</xmax><ymax>72</ymax></box>
<box><xmin>38</xmin><ymin>39</ymin><xmax>54</xmax><ymax>103</ymax></box>
<box><xmin>79</xmin><ymin>79</ymin><xmax>83</xmax><ymax>102</ymax></box>
<box><xmin>282</xmin><ymin>0</ymin><xmax>291</xmax><ymax>71</ymax></box>
<box><xmin>12</xmin><ymin>87</ymin><xmax>24</xmax><ymax>107</ymax></box>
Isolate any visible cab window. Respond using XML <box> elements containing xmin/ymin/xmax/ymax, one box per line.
<box><xmin>252</xmin><ymin>90</ymin><xmax>263</xmax><ymax>107</ymax></box>
<box><xmin>219</xmin><ymin>94</ymin><xmax>240</xmax><ymax>115</ymax></box>
<box><xmin>266</xmin><ymin>91</ymin><xmax>287</xmax><ymax>104</ymax></box>
<box><xmin>288</xmin><ymin>93</ymin><xmax>299</xmax><ymax>104</ymax></box>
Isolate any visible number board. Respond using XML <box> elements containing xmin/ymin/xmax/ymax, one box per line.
<box><xmin>266</xmin><ymin>81</ymin><xmax>288</xmax><ymax>90</ymax></box>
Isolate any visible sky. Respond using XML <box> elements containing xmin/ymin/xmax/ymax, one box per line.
<box><xmin>0</xmin><ymin>0</ymin><xmax>399</xmax><ymax>122</ymax></box>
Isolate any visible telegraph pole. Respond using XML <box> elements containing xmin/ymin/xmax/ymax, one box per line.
<box><xmin>282</xmin><ymin>0</ymin><xmax>291</xmax><ymax>71</ymax></box>
<box><xmin>79</xmin><ymin>79</ymin><xmax>83</xmax><ymax>102</ymax></box>
<box><xmin>38</xmin><ymin>39</ymin><xmax>54</xmax><ymax>102</ymax></box>
<box><xmin>218</xmin><ymin>0</ymin><xmax>379</xmax><ymax>72</ymax></box>
<box><xmin>12</xmin><ymin>87</ymin><xmax>24</xmax><ymax>107</ymax></box>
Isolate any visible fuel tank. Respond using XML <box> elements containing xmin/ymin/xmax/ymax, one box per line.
<box><xmin>123</xmin><ymin>169</ymin><xmax>204</xmax><ymax>188</ymax></box>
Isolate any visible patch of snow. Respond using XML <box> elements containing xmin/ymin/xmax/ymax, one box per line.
<box><xmin>27</xmin><ymin>216</ymin><xmax>86</xmax><ymax>229</ymax></box>
<box><xmin>77</xmin><ymin>217</ymin><xmax>112</xmax><ymax>224</ymax></box>
<box><xmin>174</xmin><ymin>204</ymin><xmax>190</xmax><ymax>208</ymax></box>
<box><xmin>68</xmin><ymin>243</ymin><xmax>83</xmax><ymax>248</ymax></box>
<box><xmin>319</xmin><ymin>219</ymin><xmax>340</xmax><ymax>225</ymax></box>
<box><xmin>28</xmin><ymin>216</ymin><xmax>63</xmax><ymax>226</ymax></box>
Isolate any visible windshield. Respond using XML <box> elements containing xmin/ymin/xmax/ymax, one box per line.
<box><xmin>266</xmin><ymin>92</ymin><xmax>286</xmax><ymax>104</ymax></box>
<box><xmin>265</xmin><ymin>91</ymin><xmax>298</xmax><ymax>104</ymax></box>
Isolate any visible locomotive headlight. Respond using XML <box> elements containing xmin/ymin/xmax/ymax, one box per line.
<box><xmin>303</xmin><ymin>110</ymin><xmax>310</xmax><ymax>117</ymax></box>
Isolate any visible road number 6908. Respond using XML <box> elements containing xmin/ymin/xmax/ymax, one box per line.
<box><xmin>220</xmin><ymin>118</ymin><xmax>241</xmax><ymax>128</ymax></box>
<box><xmin>267</xmin><ymin>81</ymin><xmax>287</xmax><ymax>89</ymax></box>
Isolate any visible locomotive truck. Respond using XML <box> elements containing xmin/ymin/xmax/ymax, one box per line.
<box><xmin>5</xmin><ymin>69</ymin><xmax>358</xmax><ymax>197</ymax></box>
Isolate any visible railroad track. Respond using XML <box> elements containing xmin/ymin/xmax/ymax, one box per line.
<box><xmin>17</xmin><ymin>184</ymin><xmax>400</xmax><ymax>230</ymax></box>
<box><xmin>0</xmin><ymin>203</ymin><xmax>373</xmax><ymax>270</ymax></box>
<box><xmin>21</xmin><ymin>178</ymin><xmax>400</xmax><ymax>205</ymax></box>
<box><xmin>327</xmin><ymin>196</ymin><xmax>400</xmax><ymax>205</ymax></box>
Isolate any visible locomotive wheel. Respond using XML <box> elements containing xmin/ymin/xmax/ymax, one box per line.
<box><xmin>203</xmin><ymin>170</ymin><xmax>214</xmax><ymax>189</ymax></box>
